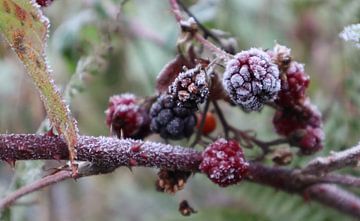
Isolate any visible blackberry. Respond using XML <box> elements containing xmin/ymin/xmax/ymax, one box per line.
<box><xmin>169</xmin><ymin>64</ymin><xmax>209</xmax><ymax>108</ymax></box>
<box><xmin>105</xmin><ymin>94</ymin><xmax>149</xmax><ymax>139</ymax></box>
<box><xmin>296</xmin><ymin>126</ymin><xmax>324</xmax><ymax>155</ymax></box>
<box><xmin>273</xmin><ymin>99</ymin><xmax>324</xmax><ymax>154</ymax></box>
<box><xmin>150</xmin><ymin>94</ymin><xmax>197</xmax><ymax>139</ymax></box>
<box><xmin>276</xmin><ymin>62</ymin><xmax>310</xmax><ymax>107</ymax></box>
<box><xmin>223</xmin><ymin>48</ymin><xmax>281</xmax><ymax>111</ymax></box>
<box><xmin>199</xmin><ymin>139</ymin><xmax>249</xmax><ymax>187</ymax></box>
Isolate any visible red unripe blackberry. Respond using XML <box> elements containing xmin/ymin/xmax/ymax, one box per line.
<box><xmin>273</xmin><ymin>100</ymin><xmax>322</xmax><ymax>136</ymax></box>
<box><xmin>150</xmin><ymin>94</ymin><xmax>197</xmax><ymax>140</ymax></box>
<box><xmin>196</xmin><ymin>112</ymin><xmax>217</xmax><ymax>135</ymax></box>
<box><xmin>105</xmin><ymin>94</ymin><xmax>149</xmax><ymax>139</ymax></box>
<box><xmin>296</xmin><ymin>126</ymin><xmax>324</xmax><ymax>155</ymax></box>
<box><xmin>223</xmin><ymin>48</ymin><xmax>281</xmax><ymax>111</ymax></box>
<box><xmin>36</xmin><ymin>0</ymin><xmax>53</xmax><ymax>7</ymax></box>
<box><xmin>199</xmin><ymin>139</ymin><xmax>249</xmax><ymax>187</ymax></box>
<box><xmin>276</xmin><ymin>62</ymin><xmax>310</xmax><ymax>107</ymax></box>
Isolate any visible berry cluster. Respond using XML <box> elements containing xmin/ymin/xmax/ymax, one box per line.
<box><xmin>105</xmin><ymin>93</ymin><xmax>149</xmax><ymax>139</ymax></box>
<box><xmin>270</xmin><ymin>44</ymin><xmax>324</xmax><ymax>154</ymax></box>
<box><xmin>223</xmin><ymin>48</ymin><xmax>281</xmax><ymax>111</ymax></box>
<box><xmin>150</xmin><ymin>65</ymin><xmax>209</xmax><ymax>139</ymax></box>
<box><xmin>199</xmin><ymin>139</ymin><xmax>249</xmax><ymax>187</ymax></box>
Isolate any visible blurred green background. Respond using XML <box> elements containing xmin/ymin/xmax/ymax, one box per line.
<box><xmin>1</xmin><ymin>0</ymin><xmax>360</xmax><ymax>220</ymax></box>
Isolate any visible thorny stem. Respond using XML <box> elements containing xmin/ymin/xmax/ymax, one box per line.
<box><xmin>1</xmin><ymin>134</ymin><xmax>360</xmax><ymax>218</ymax></box>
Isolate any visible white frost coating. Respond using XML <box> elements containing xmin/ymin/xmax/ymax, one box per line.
<box><xmin>339</xmin><ymin>24</ymin><xmax>360</xmax><ymax>48</ymax></box>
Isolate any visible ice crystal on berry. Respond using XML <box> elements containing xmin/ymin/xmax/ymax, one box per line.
<box><xmin>169</xmin><ymin>64</ymin><xmax>209</xmax><ymax>108</ymax></box>
<box><xmin>276</xmin><ymin>62</ymin><xmax>310</xmax><ymax>107</ymax></box>
<box><xmin>199</xmin><ymin>139</ymin><xmax>249</xmax><ymax>187</ymax></box>
<box><xmin>223</xmin><ymin>48</ymin><xmax>281</xmax><ymax>111</ymax></box>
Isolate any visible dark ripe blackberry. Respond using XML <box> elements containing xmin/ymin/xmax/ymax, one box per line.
<box><xmin>276</xmin><ymin>61</ymin><xmax>310</xmax><ymax>107</ymax></box>
<box><xmin>223</xmin><ymin>48</ymin><xmax>281</xmax><ymax>111</ymax></box>
<box><xmin>105</xmin><ymin>94</ymin><xmax>149</xmax><ymax>139</ymax></box>
<box><xmin>150</xmin><ymin>94</ymin><xmax>197</xmax><ymax>139</ymax></box>
<box><xmin>169</xmin><ymin>64</ymin><xmax>209</xmax><ymax>108</ymax></box>
<box><xmin>199</xmin><ymin>139</ymin><xmax>249</xmax><ymax>187</ymax></box>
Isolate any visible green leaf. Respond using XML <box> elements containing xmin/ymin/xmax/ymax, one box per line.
<box><xmin>0</xmin><ymin>0</ymin><xmax>78</xmax><ymax>164</ymax></box>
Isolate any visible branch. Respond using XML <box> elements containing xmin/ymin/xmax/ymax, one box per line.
<box><xmin>303</xmin><ymin>142</ymin><xmax>360</xmax><ymax>174</ymax></box>
<box><xmin>0</xmin><ymin>162</ymin><xmax>116</xmax><ymax>211</ymax></box>
<box><xmin>168</xmin><ymin>0</ymin><xmax>232</xmax><ymax>60</ymax></box>
<box><xmin>306</xmin><ymin>184</ymin><xmax>360</xmax><ymax>218</ymax></box>
<box><xmin>1</xmin><ymin>134</ymin><xmax>360</xmax><ymax>218</ymax></box>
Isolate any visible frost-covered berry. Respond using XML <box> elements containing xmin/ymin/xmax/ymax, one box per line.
<box><xmin>296</xmin><ymin>126</ymin><xmax>324</xmax><ymax>155</ymax></box>
<box><xmin>150</xmin><ymin>94</ymin><xmax>197</xmax><ymax>139</ymax></box>
<box><xmin>169</xmin><ymin>64</ymin><xmax>209</xmax><ymax>108</ymax></box>
<box><xmin>273</xmin><ymin>99</ymin><xmax>324</xmax><ymax>154</ymax></box>
<box><xmin>223</xmin><ymin>48</ymin><xmax>281</xmax><ymax>111</ymax></box>
<box><xmin>199</xmin><ymin>139</ymin><xmax>249</xmax><ymax>187</ymax></box>
<box><xmin>36</xmin><ymin>0</ymin><xmax>53</xmax><ymax>7</ymax></box>
<box><xmin>276</xmin><ymin>62</ymin><xmax>310</xmax><ymax>107</ymax></box>
<box><xmin>105</xmin><ymin>94</ymin><xmax>149</xmax><ymax>139</ymax></box>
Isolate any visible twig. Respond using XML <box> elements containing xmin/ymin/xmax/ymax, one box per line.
<box><xmin>212</xmin><ymin>100</ymin><xmax>230</xmax><ymax>139</ymax></box>
<box><xmin>305</xmin><ymin>184</ymin><xmax>360</xmax><ymax>218</ymax></box>
<box><xmin>302</xmin><ymin>142</ymin><xmax>360</xmax><ymax>174</ymax></box>
<box><xmin>0</xmin><ymin>170</ymin><xmax>72</xmax><ymax>211</ymax></box>
<box><xmin>168</xmin><ymin>0</ymin><xmax>232</xmax><ymax>61</ymax></box>
<box><xmin>176</xmin><ymin>0</ymin><xmax>222</xmax><ymax>45</ymax></box>
<box><xmin>191</xmin><ymin>99</ymin><xmax>211</xmax><ymax>147</ymax></box>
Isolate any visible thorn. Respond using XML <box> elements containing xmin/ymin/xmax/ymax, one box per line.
<box><xmin>120</xmin><ymin>129</ymin><xmax>124</xmax><ymax>139</ymax></box>
<box><xmin>5</xmin><ymin>159</ymin><xmax>16</xmax><ymax>168</ymax></box>
<box><xmin>46</xmin><ymin>127</ymin><xmax>56</xmax><ymax>136</ymax></box>
<box><xmin>70</xmin><ymin>162</ymin><xmax>79</xmax><ymax>178</ymax></box>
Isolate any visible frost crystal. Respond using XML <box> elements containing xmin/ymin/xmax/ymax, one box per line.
<box><xmin>339</xmin><ymin>24</ymin><xmax>360</xmax><ymax>48</ymax></box>
<box><xmin>223</xmin><ymin>48</ymin><xmax>281</xmax><ymax>111</ymax></box>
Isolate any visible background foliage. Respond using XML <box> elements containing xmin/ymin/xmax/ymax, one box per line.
<box><xmin>0</xmin><ymin>0</ymin><xmax>360</xmax><ymax>220</ymax></box>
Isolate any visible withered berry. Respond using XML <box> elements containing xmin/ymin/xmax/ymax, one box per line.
<box><xmin>199</xmin><ymin>139</ymin><xmax>249</xmax><ymax>187</ymax></box>
<box><xmin>223</xmin><ymin>48</ymin><xmax>281</xmax><ymax>111</ymax></box>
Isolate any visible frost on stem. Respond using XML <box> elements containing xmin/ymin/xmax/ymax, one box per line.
<box><xmin>223</xmin><ymin>48</ymin><xmax>281</xmax><ymax>111</ymax></box>
<box><xmin>199</xmin><ymin>138</ymin><xmax>249</xmax><ymax>187</ymax></box>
